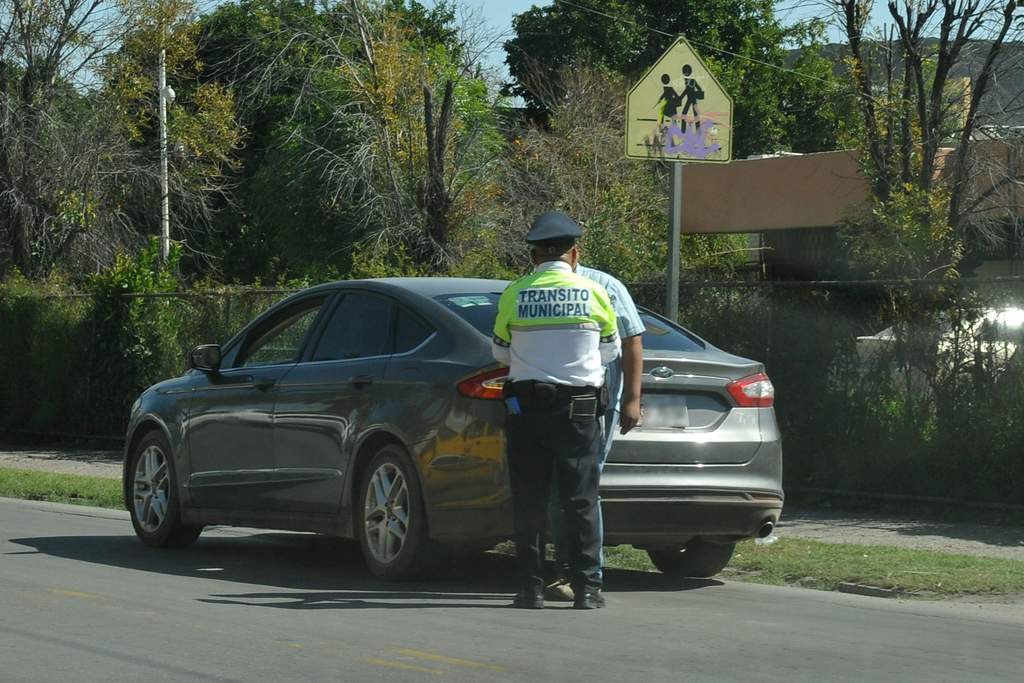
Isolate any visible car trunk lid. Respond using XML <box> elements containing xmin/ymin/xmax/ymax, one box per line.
<box><xmin>607</xmin><ymin>350</ymin><xmax>765</xmax><ymax>465</ymax></box>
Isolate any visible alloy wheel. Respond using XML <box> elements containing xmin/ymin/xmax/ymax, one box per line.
<box><xmin>133</xmin><ymin>445</ymin><xmax>170</xmax><ymax>533</ymax></box>
<box><xmin>363</xmin><ymin>462</ymin><xmax>410</xmax><ymax>564</ymax></box>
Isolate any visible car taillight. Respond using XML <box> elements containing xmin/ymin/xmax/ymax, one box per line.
<box><xmin>726</xmin><ymin>372</ymin><xmax>775</xmax><ymax>407</ymax></box>
<box><xmin>457</xmin><ymin>367</ymin><xmax>509</xmax><ymax>400</ymax></box>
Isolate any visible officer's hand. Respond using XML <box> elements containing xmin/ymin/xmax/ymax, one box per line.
<box><xmin>619</xmin><ymin>396</ymin><xmax>641</xmax><ymax>435</ymax></box>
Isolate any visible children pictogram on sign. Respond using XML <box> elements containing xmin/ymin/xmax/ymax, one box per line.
<box><xmin>680</xmin><ymin>64</ymin><xmax>704</xmax><ymax>126</ymax></box>
<box><xmin>656</xmin><ymin>74</ymin><xmax>682</xmax><ymax>125</ymax></box>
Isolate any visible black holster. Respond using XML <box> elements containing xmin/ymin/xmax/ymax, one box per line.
<box><xmin>504</xmin><ymin>380</ymin><xmax>607</xmax><ymax>420</ymax></box>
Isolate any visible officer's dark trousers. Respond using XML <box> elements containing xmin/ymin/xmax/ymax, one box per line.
<box><xmin>505</xmin><ymin>410</ymin><xmax>602</xmax><ymax>593</ymax></box>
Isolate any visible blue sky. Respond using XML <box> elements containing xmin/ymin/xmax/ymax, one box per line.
<box><xmin>476</xmin><ymin>0</ymin><xmax>537</xmax><ymax>34</ymax></box>
<box><xmin>468</xmin><ymin>0</ymin><xmax>538</xmax><ymax>75</ymax></box>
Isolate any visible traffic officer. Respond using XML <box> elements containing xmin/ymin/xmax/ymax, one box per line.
<box><xmin>545</xmin><ymin>258</ymin><xmax>645</xmax><ymax>602</ymax></box>
<box><xmin>492</xmin><ymin>211</ymin><xmax>621</xmax><ymax>610</ymax></box>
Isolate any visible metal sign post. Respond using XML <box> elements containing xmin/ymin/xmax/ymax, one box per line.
<box><xmin>667</xmin><ymin>164</ymin><xmax>683</xmax><ymax>321</ymax></box>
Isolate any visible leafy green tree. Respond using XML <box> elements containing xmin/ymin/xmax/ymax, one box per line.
<box><xmin>0</xmin><ymin>1</ymin><xmax>141</xmax><ymax>276</ymax></box>
<box><xmin>504</xmin><ymin>0</ymin><xmax>845</xmax><ymax>158</ymax></box>
<box><xmin>831</xmin><ymin>0</ymin><xmax>1022</xmax><ymax>278</ymax></box>
<box><xmin>192</xmin><ymin>0</ymin><xmax>503</xmax><ymax>280</ymax></box>
<box><xmin>781</xmin><ymin>20</ymin><xmax>855</xmax><ymax>154</ymax></box>
<box><xmin>191</xmin><ymin>0</ymin><xmax>356</xmax><ymax>280</ymax></box>
<box><xmin>0</xmin><ymin>0</ymin><xmax>243</xmax><ymax>278</ymax></box>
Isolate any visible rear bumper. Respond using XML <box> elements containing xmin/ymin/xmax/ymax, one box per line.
<box><xmin>599</xmin><ymin>436</ymin><xmax>783</xmax><ymax>546</ymax></box>
<box><xmin>600</xmin><ymin>489</ymin><xmax>783</xmax><ymax>546</ymax></box>
<box><xmin>427</xmin><ymin>423</ymin><xmax>784</xmax><ymax>547</ymax></box>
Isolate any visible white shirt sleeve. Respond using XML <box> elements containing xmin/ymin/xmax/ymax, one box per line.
<box><xmin>599</xmin><ymin>333</ymin><xmax>621</xmax><ymax>367</ymax></box>
<box><xmin>491</xmin><ymin>337</ymin><xmax>511</xmax><ymax>366</ymax></box>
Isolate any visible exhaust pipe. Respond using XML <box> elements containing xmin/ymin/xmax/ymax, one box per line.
<box><xmin>757</xmin><ymin>520</ymin><xmax>775</xmax><ymax>538</ymax></box>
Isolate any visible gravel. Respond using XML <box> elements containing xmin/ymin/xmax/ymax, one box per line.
<box><xmin>0</xmin><ymin>445</ymin><xmax>122</xmax><ymax>479</ymax></box>
<box><xmin>778</xmin><ymin>507</ymin><xmax>1024</xmax><ymax>561</ymax></box>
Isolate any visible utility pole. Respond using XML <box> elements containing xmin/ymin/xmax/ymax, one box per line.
<box><xmin>158</xmin><ymin>48</ymin><xmax>174</xmax><ymax>265</ymax></box>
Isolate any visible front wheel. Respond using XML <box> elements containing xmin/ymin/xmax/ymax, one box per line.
<box><xmin>647</xmin><ymin>540</ymin><xmax>736</xmax><ymax>578</ymax></box>
<box><xmin>128</xmin><ymin>431</ymin><xmax>202</xmax><ymax>548</ymax></box>
<box><xmin>356</xmin><ymin>444</ymin><xmax>434</xmax><ymax>579</ymax></box>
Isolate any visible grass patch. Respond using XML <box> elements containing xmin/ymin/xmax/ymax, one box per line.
<box><xmin>605</xmin><ymin>539</ymin><xmax>1024</xmax><ymax>597</ymax></box>
<box><xmin>0</xmin><ymin>467</ymin><xmax>121</xmax><ymax>509</ymax></box>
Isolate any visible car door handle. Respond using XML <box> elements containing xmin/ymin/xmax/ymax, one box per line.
<box><xmin>350</xmin><ymin>375</ymin><xmax>374</xmax><ymax>388</ymax></box>
<box><xmin>253</xmin><ymin>377</ymin><xmax>277</xmax><ymax>391</ymax></box>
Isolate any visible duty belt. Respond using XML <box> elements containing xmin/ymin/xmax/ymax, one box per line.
<box><xmin>503</xmin><ymin>380</ymin><xmax>606</xmax><ymax>420</ymax></box>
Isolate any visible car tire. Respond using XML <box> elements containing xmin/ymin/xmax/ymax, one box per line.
<box><xmin>647</xmin><ymin>540</ymin><xmax>736</xmax><ymax>578</ymax></box>
<box><xmin>356</xmin><ymin>444</ymin><xmax>435</xmax><ymax>580</ymax></box>
<box><xmin>128</xmin><ymin>431</ymin><xmax>202</xmax><ymax>548</ymax></box>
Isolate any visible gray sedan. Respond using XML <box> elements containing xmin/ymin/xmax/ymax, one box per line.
<box><xmin>124</xmin><ymin>278</ymin><xmax>783</xmax><ymax>579</ymax></box>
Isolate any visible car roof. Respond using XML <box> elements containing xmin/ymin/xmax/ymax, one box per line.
<box><xmin>325</xmin><ymin>277</ymin><xmax>512</xmax><ymax>297</ymax></box>
<box><xmin>378</xmin><ymin>277</ymin><xmax>511</xmax><ymax>295</ymax></box>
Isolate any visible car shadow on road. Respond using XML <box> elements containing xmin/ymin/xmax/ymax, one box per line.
<box><xmin>11</xmin><ymin>530</ymin><xmax>722</xmax><ymax>610</ymax></box>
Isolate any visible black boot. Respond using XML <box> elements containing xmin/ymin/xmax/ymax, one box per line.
<box><xmin>573</xmin><ymin>588</ymin><xmax>605</xmax><ymax>610</ymax></box>
<box><xmin>511</xmin><ymin>586</ymin><xmax>545</xmax><ymax>609</ymax></box>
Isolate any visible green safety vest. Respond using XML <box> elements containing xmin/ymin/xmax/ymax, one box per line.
<box><xmin>493</xmin><ymin>265</ymin><xmax>619</xmax><ymax>344</ymax></box>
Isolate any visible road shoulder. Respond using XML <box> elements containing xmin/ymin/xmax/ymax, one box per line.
<box><xmin>0</xmin><ymin>445</ymin><xmax>121</xmax><ymax>479</ymax></box>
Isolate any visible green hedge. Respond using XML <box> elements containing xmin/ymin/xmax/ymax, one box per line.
<box><xmin>3</xmin><ymin>260</ymin><xmax>1023</xmax><ymax>505</ymax></box>
<box><xmin>0</xmin><ymin>242</ymin><xmax>293</xmax><ymax>437</ymax></box>
<box><xmin>0</xmin><ymin>282</ymin><xmax>92</xmax><ymax>434</ymax></box>
<box><xmin>0</xmin><ymin>286</ymin><xmax>291</xmax><ymax>437</ymax></box>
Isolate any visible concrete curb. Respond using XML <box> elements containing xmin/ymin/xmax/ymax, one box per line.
<box><xmin>837</xmin><ymin>582</ymin><xmax>899</xmax><ymax>599</ymax></box>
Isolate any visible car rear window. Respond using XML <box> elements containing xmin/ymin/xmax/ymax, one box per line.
<box><xmin>434</xmin><ymin>293</ymin><xmax>502</xmax><ymax>336</ymax></box>
<box><xmin>640</xmin><ymin>312</ymin><xmax>706</xmax><ymax>352</ymax></box>
<box><xmin>436</xmin><ymin>292</ymin><xmax>705</xmax><ymax>352</ymax></box>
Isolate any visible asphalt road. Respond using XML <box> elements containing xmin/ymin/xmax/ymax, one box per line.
<box><xmin>2</xmin><ymin>498</ymin><xmax>1022</xmax><ymax>683</ymax></box>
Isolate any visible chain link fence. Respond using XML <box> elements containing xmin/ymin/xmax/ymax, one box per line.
<box><xmin>632</xmin><ymin>278</ymin><xmax>1024</xmax><ymax>507</ymax></box>
<box><xmin>3</xmin><ymin>278</ymin><xmax>1023</xmax><ymax>504</ymax></box>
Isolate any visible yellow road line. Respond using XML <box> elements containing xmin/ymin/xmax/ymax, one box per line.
<box><xmin>47</xmin><ymin>588</ymin><xmax>99</xmax><ymax>600</ymax></box>
<box><xmin>397</xmin><ymin>648</ymin><xmax>507</xmax><ymax>672</ymax></box>
<box><xmin>362</xmin><ymin>657</ymin><xmax>443</xmax><ymax>675</ymax></box>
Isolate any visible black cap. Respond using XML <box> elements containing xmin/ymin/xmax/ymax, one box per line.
<box><xmin>525</xmin><ymin>211</ymin><xmax>582</xmax><ymax>244</ymax></box>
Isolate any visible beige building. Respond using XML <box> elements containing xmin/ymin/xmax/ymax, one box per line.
<box><xmin>678</xmin><ymin>142</ymin><xmax>1023</xmax><ymax>278</ymax></box>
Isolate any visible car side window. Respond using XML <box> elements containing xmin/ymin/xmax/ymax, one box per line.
<box><xmin>312</xmin><ymin>293</ymin><xmax>395</xmax><ymax>361</ymax></box>
<box><xmin>236</xmin><ymin>296</ymin><xmax>327</xmax><ymax>368</ymax></box>
<box><xmin>394</xmin><ymin>306</ymin><xmax>434</xmax><ymax>354</ymax></box>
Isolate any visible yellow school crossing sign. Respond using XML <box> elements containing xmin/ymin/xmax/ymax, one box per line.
<box><xmin>625</xmin><ymin>37</ymin><xmax>733</xmax><ymax>163</ymax></box>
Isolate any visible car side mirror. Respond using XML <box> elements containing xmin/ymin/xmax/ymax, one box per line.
<box><xmin>189</xmin><ymin>344</ymin><xmax>222</xmax><ymax>373</ymax></box>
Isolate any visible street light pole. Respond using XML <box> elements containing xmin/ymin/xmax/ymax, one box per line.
<box><xmin>158</xmin><ymin>48</ymin><xmax>170</xmax><ymax>265</ymax></box>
